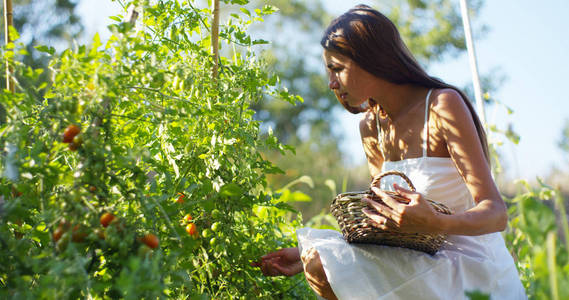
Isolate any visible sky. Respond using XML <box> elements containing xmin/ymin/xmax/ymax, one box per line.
<box><xmin>77</xmin><ymin>0</ymin><xmax>569</xmax><ymax>181</ymax></box>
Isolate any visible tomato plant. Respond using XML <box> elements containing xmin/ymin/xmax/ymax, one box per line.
<box><xmin>0</xmin><ymin>1</ymin><xmax>311</xmax><ymax>298</ymax></box>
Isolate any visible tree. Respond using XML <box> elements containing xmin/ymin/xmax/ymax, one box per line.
<box><xmin>1</xmin><ymin>0</ymin><xmax>83</xmax><ymax>74</ymax></box>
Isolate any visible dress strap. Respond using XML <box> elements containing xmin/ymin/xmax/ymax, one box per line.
<box><xmin>376</xmin><ymin>107</ymin><xmax>385</xmax><ymax>158</ymax></box>
<box><xmin>422</xmin><ymin>89</ymin><xmax>433</xmax><ymax>157</ymax></box>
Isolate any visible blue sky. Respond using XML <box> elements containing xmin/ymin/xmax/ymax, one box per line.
<box><xmin>78</xmin><ymin>0</ymin><xmax>569</xmax><ymax>181</ymax></box>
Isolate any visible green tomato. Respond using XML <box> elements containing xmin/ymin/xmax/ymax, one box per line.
<box><xmin>202</xmin><ymin>229</ymin><xmax>213</xmax><ymax>239</ymax></box>
<box><xmin>211</xmin><ymin>209</ymin><xmax>222</xmax><ymax>219</ymax></box>
<box><xmin>138</xmin><ymin>245</ymin><xmax>153</xmax><ymax>259</ymax></box>
<box><xmin>209</xmin><ymin>237</ymin><xmax>218</xmax><ymax>247</ymax></box>
<box><xmin>211</xmin><ymin>222</ymin><xmax>221</xmax><ymax>232</ymax></box>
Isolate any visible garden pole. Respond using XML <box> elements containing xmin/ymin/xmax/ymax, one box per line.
<box><xmin>459</xmin><ymin>0</ymin><xmax>486</xmax><ymax>127</ymax></box>
<box><xmin>3</xmin><ymin>0</ymin><xmax>14</xmax><ymax>92</ymax></box>
<box><xmin>211</xmin><ymin>0</ymin><xmax>220</xmax><ymax>79</ymax></box>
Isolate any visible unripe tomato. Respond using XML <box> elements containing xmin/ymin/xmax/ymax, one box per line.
<box><xmin>209</xmin><ymin>237</ymin><xmax>218</xmax><ymax>246</ymax></box>
<box><xmin>68</xmin><ymin>134</ymin><xmax>83</xmax><ymax>151</ymax></box>
<box><xmin>63</xmin><ymin>124</ymin><xmax>81</xmax><ymax>143</ymax></box>
<box><xmin>138</xmin><ymin>245</ymin><xmax>153</xmax><ymax>259</ymax></box>
<box><xmin>100</xmin><ymin>212</ymin><xmax>115</xmax><ymax>228</ymax></box>
<box><xmin>89</xmin><ymin>186</ymin><xmax>97</xmax><ymax>193</ymax></box>
<box><xmin>176</xmin><ymin>192</ymin><xmax>185</xmax><ymax>203</ymax></box>
<box><xmin>186</xmin><ymin>223</ymin><xmax>198</xmax><ymax>238</ymax></box>
<box><xmin>211</xmin><ymin>209</ymin><xmax>222</xmax><ymax>219</ymax></box>
<box><xmin>202</xmin><ymin>229</ymin><xmax>213</xmax><ymax>239</ymax></box>
<box><xmin>141</xmin><ymin>233</ymin><xmax>159</xmax><ymax>249</ymax></box>
<box><xmin>211</xmin><ymin>222</ymin><xmax>221</xmax><ymax>232</ymax></box>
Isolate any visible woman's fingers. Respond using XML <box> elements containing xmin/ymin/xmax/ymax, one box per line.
<box><xmin>371</xmin><ymin>187</ymin><xmax>404</xmax><ymax>212</ymax></box>
<box><xmin>363</xmin><ymin>195</ymin><xmax>400</xmax><ymax>223</ymax></box>
<box><xmin>363</xmin><ymin>208</ymin><xmax>397</xmax><ymax>229</ymax></box>
<box><xmin>393</xmin><ymin>183</ymin><xmax>420</xmax><ymax>202</ymax></box>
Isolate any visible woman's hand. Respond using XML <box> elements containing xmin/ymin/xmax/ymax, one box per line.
<box><xmin>251</xmin><ymin>247</ymin><xmax>303</xmax><ymax>277</ymax></box>
<box><xmin>362</xmin><ymin>183</ymin><xmax>443</xmax><ymax>234</ymax></box>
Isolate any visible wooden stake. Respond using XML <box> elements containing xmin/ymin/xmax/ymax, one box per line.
<box><xmin>211</xmin><ymin>0</ymin><xmax>220</xmax><ymax>79</ymax></box>
<box><xmin>3</xmin><ymin>0</ymin><xmax>14</xmax><ymax>92</ymax></box>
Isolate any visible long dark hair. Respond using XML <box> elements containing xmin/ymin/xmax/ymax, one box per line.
<box><xmin>321</xmin><ymin>4</ymin><xmax>490</xmax><ymax>164</ymax></box>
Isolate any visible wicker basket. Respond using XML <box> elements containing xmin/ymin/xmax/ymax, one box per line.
<box><xmin>330</xmin><ymin>171</ymin><xmax>452</xmax><ymax>255</ymax></box>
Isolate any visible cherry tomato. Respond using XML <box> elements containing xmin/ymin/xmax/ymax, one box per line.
<box><xmin>141</xmin><ymin>233</ymin><xmax>159</xmax><ymax>249</ymax></box>
<box><xmin>138</xmin><ymin>245</ymin><xmax>153</xmax><ymax>259</ymax></box>
<box><xmin>202</xmin><ymin>229</ymin><xmax>213</xmax><ymax>238</ymax></box>
<box><xmin>100</xmin><ymin>212</ymin><xmax>115</xmax><ymax>228</ymax></box>
<box><xmin>182</xmin><ymin>214</ymin><xmax>192</xmax><ymax>224</ymax></box>
<box><xmin>176</xmin><ymin>192</ymin><xmax>185</xmax><ymax>203</ymax></box>
<box><xmin>89</xmin><ymin>186</ymin><xmax>97</xmax><ymax>193</ymax></box>
<box><xmin>93</xmin><ymin>228</ymin><xmax>105</xmax><ymax>240</ymax></box>
<box><xmin>71</xmin><ymin>225</ymin><xmax>87</xmax><ymax>242</ymax></box>
<box><xmin>211</xmin><ymin>222</ymin><xmax>221</xmax><ymax>232</ymax></box>
<box><xmin>211</xmin><ymin>209</ymin><xmax>222</xmax><ymax>219</ymax></box>
<box><xmin>68</xmin><ymin>135</ymin><xmax>83</xmax><ymax>151</ymax></box>
<box><xmin>62</xmin><ymin>124</ymin><xmax>81</xmax><ymax>143</ymax></box>
<box><xmin>186</xmin><ymin>223</ymin><xmax>198</xmax><ymax>238</ymax></box>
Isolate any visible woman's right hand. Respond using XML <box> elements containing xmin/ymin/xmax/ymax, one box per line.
<box><xmin>251</xmin><ymin>247</ymin><xmax>302</xmax><ymax>277</ymax></box>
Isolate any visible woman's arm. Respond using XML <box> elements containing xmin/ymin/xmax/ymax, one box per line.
<box><xmin>431</xmin><ymin>89</ymin><xmax>507</xmax><ymax>235</ymax></box>
<box><xmin>360</xmin><ymin>109</ymin><xmax>384</xmax><ymax>179</ymax></box>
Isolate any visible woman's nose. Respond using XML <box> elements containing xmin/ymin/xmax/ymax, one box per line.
<box><xmin>328</xmin><ymin>78</ymin><xmax>339</xmax><ymax>90</ymax></box>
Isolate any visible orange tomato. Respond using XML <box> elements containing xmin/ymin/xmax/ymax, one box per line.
<box><xmin>183</xmin><ymin>214</ymin><xmax>192</xmax><ymax>223</ymax></box>
<box><xmin>141</xmin><ymin>233</ymin><xmax>159</xmax><ymax>249</ymax></box>
<box><xmin>100</xmin><ymin>212</ymin><xmax>115</xmax><ymax>228</ymax></box>
<box><xmin>186</xmin><ymin>223</ymin><xmax>198</xmax><ymax>238</ymax></box>
<box><xmin>62</xmin><ymin>124</ymin><xmax>81</xmax><ymax>143</ymax></box>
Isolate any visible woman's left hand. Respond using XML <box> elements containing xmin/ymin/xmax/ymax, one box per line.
<box><xmin>362</xmin><ymin>183</ymin><xmax>443</xmax><ymax>234</ymax></box>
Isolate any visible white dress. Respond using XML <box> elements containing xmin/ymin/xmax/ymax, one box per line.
<box><xmin>296</xmin><ymin>90</ymin><xmax>526</xmax><ymax>300</ymax></box>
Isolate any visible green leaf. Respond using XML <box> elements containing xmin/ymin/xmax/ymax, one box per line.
<box><xmin>35</xmin><ymin>45</ymin><xmax>55</xmax><ymax>55</ymax></box>
<box><xmin>219</xmin><ymin>183</ymin><xmax>242</xmax><ymax>197</ymax></box>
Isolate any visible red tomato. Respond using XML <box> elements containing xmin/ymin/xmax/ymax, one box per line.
<box><xmin>141</xmin><ymin>233</ymin><xmax>159</xmax><ymax>249</ymax></box>
<box><xmin>176</xmin><ymin>192</ymin><xmax>185</xmax><ymax>203</ymax></box>
<box><xmin>62</xmin><ymin>124</ymin><xmax>81</xmax><ymax>143</ymax></box>
<box><xmin>100</xmin><ymin>212</ymin><xmax>115</xmax><ymax>228</ymax></box>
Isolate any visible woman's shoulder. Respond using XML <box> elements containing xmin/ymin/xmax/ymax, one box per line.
<box><xmin>430</xmin><ymin>88</ymin><xmax>472</xmax><ymax>119</ymax></box>
<box><xmin>359</xmin><ymin>108</ymin><xmax>377</xmax><ymax>137</ymax></box>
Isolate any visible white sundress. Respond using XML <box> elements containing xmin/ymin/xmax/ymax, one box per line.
<box><xmin>296</xmin><ymin>90</ymin><xmax>526</xmax><ymax>300</ymax></box>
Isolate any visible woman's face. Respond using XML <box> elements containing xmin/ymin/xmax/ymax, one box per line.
<box><xmin>323</xmin><ymin>50</ymin><xmax>375</xmax><ymax>110</ymax></box>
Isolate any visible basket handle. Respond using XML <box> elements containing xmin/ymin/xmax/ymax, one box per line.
<box><xmin>370</xmin><ymin>171</ymin><xmax>416</xmax><ymax>192</ymax></box>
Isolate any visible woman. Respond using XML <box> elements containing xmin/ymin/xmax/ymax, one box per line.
<box><xmin>253</xmin><ymin>5</ymin><xmax>526</xmax><ymax>300</ymax></box>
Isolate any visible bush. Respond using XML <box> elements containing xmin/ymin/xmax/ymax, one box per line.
<box><xmin>0</xmin><ymin>1</ymin><xmax>312</xmax><ymax>298</ymax></box>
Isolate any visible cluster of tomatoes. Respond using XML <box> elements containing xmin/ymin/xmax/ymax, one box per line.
<box><xmin>62</xmin><ymin>124</ymin><xmax>82</xmax><ymax>151</ymax></box>
<box><xmin>51</xmin><ymin>212</ymin><xmax>160</xmax><ymax>259</ymax></box>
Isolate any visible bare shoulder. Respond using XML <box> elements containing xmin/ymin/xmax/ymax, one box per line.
<box><xmin>359</xmin><ymin>109</ymin><xmax>377</xmax><ymax>138</ymax></box>
<box><xmin>430</xmin><ymin>88</ymin><xmax>472</xmax><ymax>120</ymax></box>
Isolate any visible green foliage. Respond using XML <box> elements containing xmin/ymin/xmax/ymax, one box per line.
<box><xmin>504</xmin><ymin>180</ymin><xmax>569</xmax><ymax>300</ymax></box>
<box><xmin>0</xmin><ymin>0</ymin><xmax>313</xmax><ymax>298</ymax></box>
